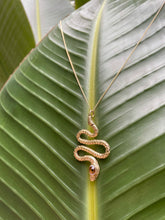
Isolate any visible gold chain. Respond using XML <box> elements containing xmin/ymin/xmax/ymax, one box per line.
<box><xmin>60</xmin><ymin>22</ymin><xmax>90</xmax><ymax>108</ymax></box>
<box><xmin>60</xmin><ymin>2</ymin><xmax>165</xmax><ymax>114</ymax></box>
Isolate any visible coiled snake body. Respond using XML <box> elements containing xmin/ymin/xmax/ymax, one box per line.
<box><xmin>74</xmin><ymin>113</ymin><xmax>110</xmax><ymax>181</ymax></box>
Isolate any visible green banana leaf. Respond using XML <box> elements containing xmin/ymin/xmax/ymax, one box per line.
<box><xmin>21</xmin><ymin>0</ymin><xmax>74</xmax><ymax>42</ymax></box>
<box><xmin>75</xmin><ymin>0</ymin><xmax>90</xmax><ymax>9</ymax></box>
<box><xmin>0</xmin><ymin>0</ymin><xmax>35</xmax><ymax>89</ymax></box>
<box><xmin>0</xmin><ymin>0</ymin><xmax>165</xmax><ymax>219</ymax></box>
<box><xmin>0</xmin><ymin>0</ymin><xmax>74</xmax><ymax>89</ymax></box>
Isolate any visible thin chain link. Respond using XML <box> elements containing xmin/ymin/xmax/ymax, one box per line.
<box><xmin>60</xmin><ymin>21</ymin><xmax>90</xmax><ymax>108</ymax></box>
<box><xmin>60</xmin><ymin>2</ymin><xmax>165</xmax><ymax>113</ymax></box>
<box><xmin>93</xmin><ymin>1</ymin><xmax>164</xmax><ymax>111</ymax></box>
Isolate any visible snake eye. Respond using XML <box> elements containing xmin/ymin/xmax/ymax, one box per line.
<box><xmin>89</xmin><ymin>165</ymin><xmax>95</xmax><ymax>174</ymax></box>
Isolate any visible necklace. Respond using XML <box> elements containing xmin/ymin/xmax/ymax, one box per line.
<box><xmin>60</xmin><ymin>2</ymin><xmax>164</xmax><ymax>181</ymax></box>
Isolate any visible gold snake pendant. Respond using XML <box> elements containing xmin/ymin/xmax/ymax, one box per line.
<box><xmin>74</xmin><ymin>112</ymin><xmax>110</xmax><ymax>181</ymax></box>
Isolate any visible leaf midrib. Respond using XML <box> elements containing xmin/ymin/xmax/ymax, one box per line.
<box><xmin>87</xmin><ymin>1</ymin><xmax>107</xmax><ymax>220</ymax></box>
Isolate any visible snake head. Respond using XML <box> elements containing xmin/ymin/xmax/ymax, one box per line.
<box><xmin>89</xmin><ymin>164</ymin><xmax>100</xmax><ymax>181</ymax></box>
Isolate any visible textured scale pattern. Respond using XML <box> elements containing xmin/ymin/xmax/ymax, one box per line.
<box><xmin>74</xmin><ymin>112</ymin><xmax>110</xmax><ymax>181</ymax></box>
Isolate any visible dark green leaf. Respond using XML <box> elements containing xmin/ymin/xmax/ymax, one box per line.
<box><xmin>0</xmin><ymin>0</ymin><xmax>165</xmax><ymax>219</ymax></box>
<box><xmin>0</xmin><ymin>0</ymin><xmax>35</xmax><ymax>89</ymax></box>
